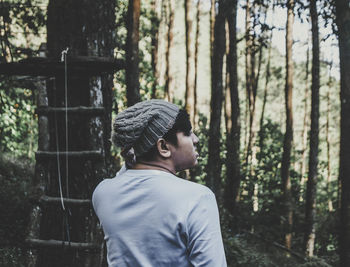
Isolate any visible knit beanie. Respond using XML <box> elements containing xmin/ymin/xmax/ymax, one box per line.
<box><xmin>112</xmin><ymin>99</ymin><xmax>180</xmax><ymax>156</ymax></box>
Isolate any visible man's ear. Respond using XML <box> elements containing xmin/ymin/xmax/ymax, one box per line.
<box><xmin>157</xmin><ymin>138</ymin><xmax>171</xmax><ymax>158</ymax></box>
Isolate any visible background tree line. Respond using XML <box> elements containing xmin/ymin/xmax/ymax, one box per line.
<box><xmin>0</xmin><ymin>0</ymin><xmax>349</xmax><ymax>266</ymax></box>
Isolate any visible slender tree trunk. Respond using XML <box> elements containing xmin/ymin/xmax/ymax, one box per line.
<box><xmin>206</xmin><ymin>0</ymin><xmax>226</xmax><ymax>197</ymax></box>
<box><xmin>335</xmin><ymin>1</ymin><xmax>350</xmax><ymax>265</ymax></box>
<box><xmin>126</xmin><ymin>0</ymin><xmax>141</xmax><ymax>106</ymax></box>
<box><xmin>185</xmin><ymin>0</ymin><xmax>196</xmax><ymax>126</ymax></box>
<box><xmin>165</xmin><ymin>0</ymin><xmax>175</xmax><ymax>101</ymax></box>
<box><xmin>281</xmin><ymin>0</ymin><xmax>294</xmax><ymax>250</ymax></box>
<box><xmin>193</xmin><ymin>0</ymin><xmax>201</xmax><ymax>127</ymax></box>
<box><xmin>244</xmin><ymin>0</ymin><xmax>252</xmax><ymax>160</ymax></box>
<box><xmin>326</xmin><ymin>89</ymin><xmax>333</xmax><ymax>212</ymax></box>
<box><xmin>151</xmin><ymin>0</ymin><xmax>161</xmax><ymax>99</ymax></box>
<box><xmin>258</xmin><ymin>30</ymin><xmax>273</xmax><ymax>151</ymax></box>
<box><xmin>224</xmin><ymin>0</ymin><xmax>240</xmax><ymax>218</ymax></box>
<box><xmin>304</xmin><ymin>0</ymin><xmax>320</xmax><ymax>256</ymax></box>
<box><xmin>300</xmin><ymin>45</ymin><xmax>310</xmax><ymax>199</ymax></box>
<box><xmin>245</xmin><ymin>2</ymin><xmax>260</xmax><ymax>167</ymax></box>
<box><xmin>248</xmin><ymin>6</ymin><xmax>267</xmax><ymax>214</ymax></box>
<box><xmin>210</xmin><ymin>0</ymin><xmax>215</xmax><ymax>60</ymax></box>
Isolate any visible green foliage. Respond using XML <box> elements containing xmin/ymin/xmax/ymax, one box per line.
<box><xmin>113</xmin><ymin>0</ymin><xmax>162</xmax><ymax>113</ymax></box>
<box><xmin>0</xmin><ymin>81</ymin><xmax>37</xmax><ymax>159</ymax></box>
<box><xmin>0</xmin><ymin>0</ymin><xmax>47</xmax><ymax>61</ymax></box>
<box><xmin>190</xmin><ymin>112</ymin><xmax>209</xmax><ymax>184</ymax></box>
<box><xmin>299</xmin><ymin>257</ymin><xmax>333</xmax><ymax>267</ymax></box>
<box><xmin>222</xmin><ymin>224</ymin><xmax>307</xmax><ymax>267</ymax></box>
<box><xmin>0</xmin><ymin>153</ymin><xmax>34</xmax><ymax>266</ymax></box>
<box><xmin>0</xmin><ymin>1</ymin><xmax>341</xmax><ymax>266</ymax></box>
<box><xmin>235</xmin><ymin>120</ymin><xmax>285</xmax><ymax>237</ymax></box>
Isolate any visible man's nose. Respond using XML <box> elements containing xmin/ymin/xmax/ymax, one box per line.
<box><xmin>192</xmin><ymin>133</ymin><xmax>199</xmax><ymax>144</ymax></box>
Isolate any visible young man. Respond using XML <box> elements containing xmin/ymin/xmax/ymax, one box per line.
<box><xmin>92</xmin><ymin>100</ymin><xmax>227</xmax><ymax>266</ymax></box>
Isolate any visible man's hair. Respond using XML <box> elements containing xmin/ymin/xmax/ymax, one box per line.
<box><xmin>138</xmin><ymin>109</ymin><xmax>192</xmax><ymax>161</ymax></box>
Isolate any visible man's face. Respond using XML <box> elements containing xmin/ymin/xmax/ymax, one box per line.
<box><xmin>169</xmin><ymin>131</ymin><xmax>199</xmax><ymax>172</ymax></box>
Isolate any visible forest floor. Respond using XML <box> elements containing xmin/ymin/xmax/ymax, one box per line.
<box><xmin>223</xmin><ymin>231</ymin><xmax>333</xmax><ymax>267</ymax></box>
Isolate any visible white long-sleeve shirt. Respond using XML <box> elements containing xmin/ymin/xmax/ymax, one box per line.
<box><xmin>92</xmin><ymin>166</ymin><xmax>227</xmax><ymax>267</ymax></box>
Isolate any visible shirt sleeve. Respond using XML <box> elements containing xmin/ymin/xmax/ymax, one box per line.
<box><xmin>186</xmin><ymin>190</ymin><xmax>227</xmax><ymax>267</ymax></box>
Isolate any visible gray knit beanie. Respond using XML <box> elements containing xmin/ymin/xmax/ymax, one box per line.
<box><xmin>112</xmin><ymin>99</ymin><xmax>180</xmax><ymax>156</ymax></box>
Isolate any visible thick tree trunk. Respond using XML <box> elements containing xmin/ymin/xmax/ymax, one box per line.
<box><xmin>185</xmin><ymin>0</ymin><xmax>196</xmax><ymax>127</ymax></box>
<box><xmin>281</xmin><ymin>0</ymin><xmax>294</xmax><ymax>250</ymax></box>
<box><xmin>224</xmin><ymin>0</ymin><xmax>240</xmax><ymax>217</ymax></box>
<box><xmin>206</xmin><ymin>0</ymin><xmax>226</xmax><ymax>197</ymax></box>
<box><xmin>26</xmin><ymin>79</ymin><xmax>49</xmax><ymax>267</ymax></box>
<box><xmin>126</xmin><ymin>0</ymin><xmax>141</xmax><ymax>106</ymax></box>
<box><xmin>165</xmin><ymin>0</ymin><xmax>175</xmax><ymax>101</ymax></box>
<box><xmin>304</xmin><ymin>0</ymin><xmax>320</xmax><ymax>256</ymax></box>
<box><xmin>38</xmin><ymin>0</ymin><xmax>116</xmax><ymax>266</ymax></box>
<box><xmin>335</xmin><ymin>1</ymin><xmax>350</xmax><ymax>265</ymax></box>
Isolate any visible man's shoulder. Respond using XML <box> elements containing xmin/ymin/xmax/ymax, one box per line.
<box><xmin>158</xmin><ymin>173</ymin><xmax>214</xmax><ymax>200</ymax></box>
<box><xmin>92</xmin><ymin>168</ymin><xmax>214</xmax><ymax>204</ymax></box>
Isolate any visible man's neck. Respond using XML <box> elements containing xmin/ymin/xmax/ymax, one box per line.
<box><xmin>133</xmin><ymin>160</ymin><xmax>176</xmax><ymax>175</ymax></box>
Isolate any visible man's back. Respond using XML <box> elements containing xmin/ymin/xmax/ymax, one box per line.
<box><xmin>92</xmin><ymin>168</ymin><xmax>226</xmax><ymax>267</ymax></box>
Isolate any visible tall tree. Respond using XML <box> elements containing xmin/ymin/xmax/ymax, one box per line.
<box><xmin>193</xmin><ymin>0</ymin><xmax>201</xmax><ymax>127</ymax></box>
<box><xmin>335</xmin><ymin>0</ymin><xmax>350</xmax><ymax>265</ymax></box>
<box><xmin>326</xmin><ymin>90</ymin><xmax>333</xmax><ymax>212</ymax></box>
<box><xmin>184</xmin><ymin>0</ymin><xmax>196</xmax><ymax>126</ymax></box>
<box><xmin>244</xmin><ymin>0</ymin><xmax>252</xmax><ymax>155</ymax></box>
<box><xmin>151</xmin><ymin>0</ymin><xmax>161</xmax><ymax>99</ymax></box>
<box><xmin>243</xmin><ymin>0</ymin><xmax>266</xmax><ymax>166</ymax></box>
<box><xmin>300</xmin><ymin>45</ymin><xmax>310</xmax><ymax>193</ymax></box>
<box><xmin>224</xmin><ymin>0</ymin><xmax>240</xmax><ymax>217</ymax></box>
<box><xmin>281</xmin><ymin>0</ymin><xmax>294</xmax><ymax>249</ymax></box>
<box><xmin>206</xmin><ymin>0</ymin><xmax>226</xmax><ymax>197</ymax></box>
<box><xmin>209</xmin><ymin>0</ymin><xmax>215</xmax><ymax>60</ymax></box>
<box><xmin>245</xmin><ymin>0</ymin><xmax>264</xmax><ymax>166</ymax></box>
<box><xmin>258</xmin><ymin>29</ymin><xmax>273</xmax><ymax>151</ymax></box>
<box><xmin>326</xmin><ymin>69</ymin><xmax>333</xmax><ymax>212</ymax></box>
<box><xmin>126</xmin><ymin>0</ymin><xmax>141</xmax><ymax>106</ymax></box>
<box><xmin>304</xmin><ymin>0</ymin><xmax>320</xmax><ymax>256</ymax></box>
<box><xmin>35</xmin><ymin>0</ymin><xmax>116</xmax><ymax>265</ymax></box>
<box><xmin>164</xmin><ymin>0</ymin><xmax>175</xmax><ymax>101</ymax></box>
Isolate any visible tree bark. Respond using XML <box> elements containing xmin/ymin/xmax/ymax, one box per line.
<box><xmin>304</xmin><ymin>0</ymin><xmax>320</xmax><ymax>256</ymax></box>
<box><xmin>335</xmin><ymin>1</ymin><xmax>350</xmax><ymax>265</ymax></box>
<box><xmin>281</xmin><ymin>0</ymin><xmax>294</xmax><ymax>250</ymax></box>
<box><xmin>35</xmin><ymin>0</ymin><xmax>116</xmax><ymax>265</ymax></box>
<box><xmin>224</xmin><ymin>0</ymin><xmax>240</xmax><ymax>217</ymax></box>
<box><xmin>151</xmin><ymin>0</ymin><xmax>161</xmax><ymax>99</ymax></box>
<box><xmin>326</xmin><ymin>89</ymin><xmax>333</xmax><ymax>212</ymax></box>
<box><xmin>245</xmin><ymin>3</ymin><xmax>266</xmax><ymax>170</ymax></box>
<box><xmin>244</xmin><ymin>0</ymin><xmax>252</xmax><ymax>159</ymax></box>
<box><xmin>210</xmin><ymin>0</ymin><xmax>215</xmax><ymax>61</ymax></box>
<box><xmin>193</xmin><ymin>0</ymin><xmax>201</xmax><ymax>128</ymax></box>
<box><xmin>126</xmin><ymin>0</ymin><xmax>141</xmax><ymax>106</ymax></box>
<box><xmin>185</xmin><ymin>0</ymin><xmax>196</xmax><ymax>126</ymax></box>
<box><xmin>258</xmin><ymin>29</ymin><xmax>273</xmax><ymax>151</ymax></box>
<box><xmin>206</xmin><ymin>0</ymin><xmax>226</xmax><ymax>197</ymax></box>
<box><xmin>245</xmin><ymin>1</ymin><xmax>259</xmax><ymax>166</ymax></box>
<box><xmin>165</xmin><ymin>0</ymin><xmax>175</xmax><ymax>101</ymax></box>
<box><xmin>300</xmin><ymin>45</ymin><xmax>310</xmax><ymax>198</ymax></box>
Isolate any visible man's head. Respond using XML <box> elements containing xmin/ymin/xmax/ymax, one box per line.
<box><xmin>112</xmin><ymin>100</ymin><xmax>199</xmax><ymax>171</ymax></box>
